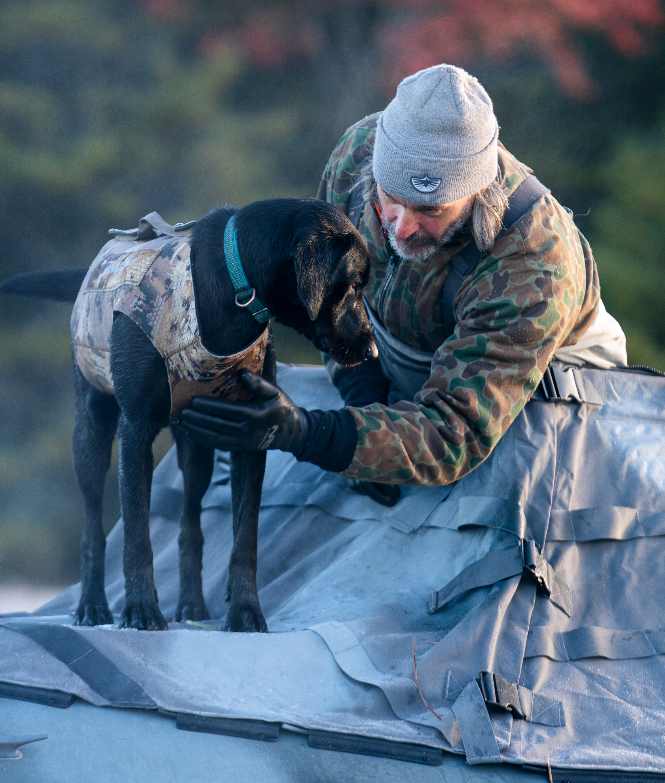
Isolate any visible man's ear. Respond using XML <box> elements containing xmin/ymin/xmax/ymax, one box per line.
<box><xmin>294</xmin><ymin>230</ymin><xmax>354</xmax><ymax>321</ymax></box>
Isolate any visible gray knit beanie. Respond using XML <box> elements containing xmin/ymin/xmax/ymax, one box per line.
<box><xmin>373</xmin><ymin>64</ymin><xmax>499</xmax><ymax>205</ymax></box>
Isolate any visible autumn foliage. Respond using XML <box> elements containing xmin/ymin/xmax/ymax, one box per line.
<box><xmin>140</xmin><ymin>0</ymin><xmax>663</xmax><ymax>98</ymax></box>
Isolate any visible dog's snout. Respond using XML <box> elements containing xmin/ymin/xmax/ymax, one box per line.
<box><xmin>365</xmin><ymin>342</ymin><xmax>379</xmax><ymax>360</ymax></box>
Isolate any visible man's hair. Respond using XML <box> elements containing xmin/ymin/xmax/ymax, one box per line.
<box><xmin>356</xmin><ymin>157</ymin><xmax>507</xmax><ymax>253</ymax></box>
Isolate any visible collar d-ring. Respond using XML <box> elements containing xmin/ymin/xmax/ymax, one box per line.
<box><xmin>235</xmin><ymin>289</ymin><xmax>256</xmax><ymax>308</ymax></box>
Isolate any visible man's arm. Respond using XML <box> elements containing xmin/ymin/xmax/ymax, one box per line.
<box><xmin>339</xmin><ymin>196</ymin><xmax>599</xmax><ymax>485</ymax></box>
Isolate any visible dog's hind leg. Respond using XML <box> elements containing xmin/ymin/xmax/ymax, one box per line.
<box><xmin>111</xmin><ymin>313</ymin><xmax>171</xmax><ymax>631</ymax></box>
<box><xmin>172</xmin><ymin>429</ymin><xmax>213</xmax><ymax>622</ymax></box>
<box><xmin>72</xmin><ymin>362</ymin><xmax>119</xmax><ymax>626</ymax></box>
<box><xmin>225</xmin><ymin>333</ymin><xmax>276</xmax><ymax>633</ymax></box>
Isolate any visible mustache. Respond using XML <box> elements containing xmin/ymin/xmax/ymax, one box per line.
<box><xmin>383</xmin><ymin>204</ymin><xmax>472</xmax><ymax>262</ymax></box>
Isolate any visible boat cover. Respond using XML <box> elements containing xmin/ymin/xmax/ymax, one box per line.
<box><xmin>1</xmin><ymin>362</ymin><xmax>664</xmax><ymax>775</ymax></box>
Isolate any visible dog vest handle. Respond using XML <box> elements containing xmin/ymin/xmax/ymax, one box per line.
<box><xmin>223</xmin><ymin>215</ymin><xmax>273</xmax><ymax>324</ymax></box>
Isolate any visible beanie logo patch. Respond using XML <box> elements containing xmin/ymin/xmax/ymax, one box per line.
<box><xmin>411</xmin><ymin>175</ymin><xmax>442</xmax><ymax>193</ymax></box>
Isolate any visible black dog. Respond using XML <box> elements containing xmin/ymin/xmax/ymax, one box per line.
<box><xmin>1</xmin><ymin>199</ymin><xmax>376</xmax><ymax>632</ymax></box>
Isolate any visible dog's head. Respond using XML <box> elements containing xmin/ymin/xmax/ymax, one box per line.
<box><xmin>286</xmin><ymin>201</ymin><xmax>377</xmax><ymax>367</ymax></box>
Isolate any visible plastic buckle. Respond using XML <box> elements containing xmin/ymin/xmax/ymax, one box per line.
<box><xmin>540</xmin><ymin>366</ymin><xmax>584</xmax><ymax>403</ymax></box>
<box><xmin>478</xmin><ymin>671</ymin><xmax>526</xmax><ymax>719</ymax></box>
<box><xmin>522</xmin><ymin>540</ymin><xmax>551</xmax><ymax>597</ymax></box>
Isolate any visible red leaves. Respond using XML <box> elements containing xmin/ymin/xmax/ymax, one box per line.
<box><xmin>137</xmin><ymin>0</ymin><xmax>663</xmax><ymax>100</ymax></box>
<box><xmin>379</xmin><ymin>0</ymin><xmax>663</xmax><ymax>98</ymax></box>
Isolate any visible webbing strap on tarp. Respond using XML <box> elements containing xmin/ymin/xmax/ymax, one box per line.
<box><xmin>547</xmin><ymin>506</ymin><xmax>665</xmax><ymax>542</ymax></box>
<box><xmin>445</xmin><ymin>670</ymin><xmax>565</xmax><ymax>728</ymax></box>
<box><xmin>526</xmin><ymin>625</ymin><xmax>665</xmax><ymax>662</ymax></box>
<box><xmin>428</xmin><ymin>542</ymin><xmax>573</xmax><ymax>616</ymax></box>
<box><xmin>2</xmin><ymin>622</ymin><xmax>156</xmax><ymax>709</ymax></box>
<box><xmin>452</xmin><ymin>679</ymin><xmax>502</xmax><ymax>765</ymax></box>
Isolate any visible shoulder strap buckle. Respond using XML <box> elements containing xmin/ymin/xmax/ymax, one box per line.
<box><xmin>540</xmin><ymin>366</ymin><xmax>583</xmax><ymax>403</ymax></box>
<box><xmin>537</xmin><ymin>365</ymin><xmax>604</xmax><ymax>405</ymax></box>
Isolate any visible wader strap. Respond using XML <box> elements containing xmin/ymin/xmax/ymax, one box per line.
<box><xmin>441</xmin><ymin>175</ymin><xmax>550</xmax><ymax>336</ymax></box>
<box><xmin>347</xmin><ymin>165</ymin><xmax>550</xmax><ymax>338</ymax></box>
<box><xmin>347</xmin><ymin>157</ymin><xmax>373</xmax><ymax>230</ymax></box>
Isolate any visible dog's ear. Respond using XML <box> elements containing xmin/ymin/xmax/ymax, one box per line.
<box><xmin>294</xmin><ymin>230</ymin><xmax>355</xmax><ymax>321</ymax></box>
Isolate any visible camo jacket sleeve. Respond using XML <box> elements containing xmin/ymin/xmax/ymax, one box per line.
<box><xmin>318</xmin><ymin>116</ymin><xmax>600</xmax><ymax>486</ymax></box>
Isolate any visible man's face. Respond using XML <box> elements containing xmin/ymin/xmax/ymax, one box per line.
<box><xmin>377</xmin><ymin>184</ymin><xmax>474</xmax><ymax>262</ymax></box>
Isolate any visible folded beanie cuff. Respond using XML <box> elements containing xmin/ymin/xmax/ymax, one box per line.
<box><xmin>374</xmin><ymin>115</ymin><xmax>499</xmax><ymax>205</ymax></box>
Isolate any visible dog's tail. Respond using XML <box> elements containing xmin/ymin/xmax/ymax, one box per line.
<box><xmin>0</xmin><ymin>267</ymin><xmax>88</xmax><ymax>303</ymax></box>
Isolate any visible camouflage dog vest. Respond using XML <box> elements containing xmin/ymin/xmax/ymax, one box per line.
<box><xmin>71</xmin><ymin>234</ymin><xmax>269</xmax><ymax>417</ymax></box>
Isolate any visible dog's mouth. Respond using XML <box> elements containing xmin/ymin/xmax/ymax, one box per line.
<box><xmin>322</xmin><ymin>336</ymin><xmax>379</xmax><ymax>367</ymax></box>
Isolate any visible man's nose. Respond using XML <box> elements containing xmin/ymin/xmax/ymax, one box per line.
<box><xmin>392</xmin><ymin>207</ymin><xmax>419</xmax><ymax>239</ymax></box>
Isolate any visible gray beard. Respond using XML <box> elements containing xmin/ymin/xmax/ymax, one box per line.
<box><xmin>384</xmin><ymin>200</ymin><xmax>474</xmax><ymax>263</ymax></box>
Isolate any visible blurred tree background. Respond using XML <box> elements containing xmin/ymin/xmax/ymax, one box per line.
<box><xmin>1</xmin><ymin>0</ymin><xmax>664</xmax><ymax>586</ymax></box>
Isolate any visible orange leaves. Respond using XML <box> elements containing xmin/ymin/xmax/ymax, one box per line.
<box><xmin>378</xmin><ymin>0</ymin><xmax>662</xmax><ymax>98</ymax></box>
<box><xmin>137</xmin><ymin>0</ymin><xmax>663</xmax><ymax>100</ymax></box>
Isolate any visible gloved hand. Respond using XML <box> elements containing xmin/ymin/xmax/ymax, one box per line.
<box><xmin>179</xmin><ymin>371</ymin><xmax>309</xmax><ymax>454</ymax></box>
<box><xmin>348</xmin><ymin>478</ymin><xmax>401</xmax><ymax>507</ymax></box>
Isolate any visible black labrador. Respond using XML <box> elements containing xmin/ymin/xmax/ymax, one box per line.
<box><xmin>1</xmin><ymin>198</ymin><xmax>377</xmax><ymax>632</ymax></box>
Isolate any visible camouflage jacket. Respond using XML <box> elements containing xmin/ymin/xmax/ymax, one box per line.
<box><xmin>71</xmin><ymin>235</ymin><xmax>269</xmax><ymax>418</ymax></box>
<box><xmin>318</xmin><ymin>113</ymin><xmax>600</xmax><ymax>485</ymax></box>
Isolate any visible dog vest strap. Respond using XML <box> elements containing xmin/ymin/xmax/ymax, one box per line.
<box><xmin>441</xmin><ymin>175</ymin><xmax>550</xmax><ymax>336</ymax></box>
<box><xmin>223</xmin><ymin>215</ymin><xmax>273</xmax><ymax>324</ymax></box>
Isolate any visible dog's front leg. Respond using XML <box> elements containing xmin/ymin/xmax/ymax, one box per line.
<box><xmin>172</xmin><ymin>428</ymin><xmax>213</xmax><ymax>622</ymax></box>
<box><xmin>117</xmin><ymin>415</ymin><xmax>168</xmax><ymax>630</ymax></box>
<box><xmin>226</xmin><ymin>449</ymin><xmax>268</xmax><ymax>632</ymax></box>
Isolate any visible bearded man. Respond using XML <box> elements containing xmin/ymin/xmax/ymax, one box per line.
<box><xmin>180</xmin><ymin>64</ymin><xmax>627</xmax><ymax>496</ymax></box>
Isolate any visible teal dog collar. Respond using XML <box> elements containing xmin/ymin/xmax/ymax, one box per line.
<box><xmin>223</xmin><ymin>215</ymin><xmax>273</xmax><ymax>324</ymax></box>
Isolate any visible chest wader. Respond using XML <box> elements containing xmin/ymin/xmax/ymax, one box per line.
<box><xmin>348</xmin><ymin>163</ymin><xmax>550</xmax><ymax>401</ymax></box>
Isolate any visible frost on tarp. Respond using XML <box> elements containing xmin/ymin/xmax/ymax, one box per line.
<box><xmin>1</xmin><ymin>363</ymin><xmax>665</xmax><ymax>772</ymax></box>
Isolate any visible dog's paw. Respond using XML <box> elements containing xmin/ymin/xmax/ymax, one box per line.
<box><xmin>224</xmin><ymin>602</ymin><xmax>268</xmax><ymax>633</ymax></box>
<box><xmin>118</xmin><ymin>603</ymin><xmax>168</xmax><ymax>631</ymax></box>
<box><xmin>73</xmin><ymin>601</ymin><xmax>113</xmax><ymax>626</ymax></box>
<box><xmin>175</xmin><ymin>600</ymin><xmax>211</xmax><ymax>623</ymax></box>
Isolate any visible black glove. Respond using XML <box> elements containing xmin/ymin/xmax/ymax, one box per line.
<box><xmin>348</xmin><ymin>478</ymin><xmax>401</xmax><ymax>507</ymax></box>
<box><xmin>179</xmin><ymin>372</ymin><xmax>309</xmax><ymax>454</ymax></box>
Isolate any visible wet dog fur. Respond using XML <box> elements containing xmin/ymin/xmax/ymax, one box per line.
<box><xmin>1</xmin><ymin>198</ymin><xmax>376</xmax><ymax>631</ymax></box>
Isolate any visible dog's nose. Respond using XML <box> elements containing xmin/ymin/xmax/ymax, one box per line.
<box><xmin>365</xmin><ymin>343</ymin><xmax>379</xmax><ymax>360</ymax></box>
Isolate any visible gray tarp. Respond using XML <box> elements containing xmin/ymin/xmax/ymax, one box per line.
<box><xmin>1</xmin><ymin>362</ymin><xmax>665</xmax><ymax>774</ymax></box>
